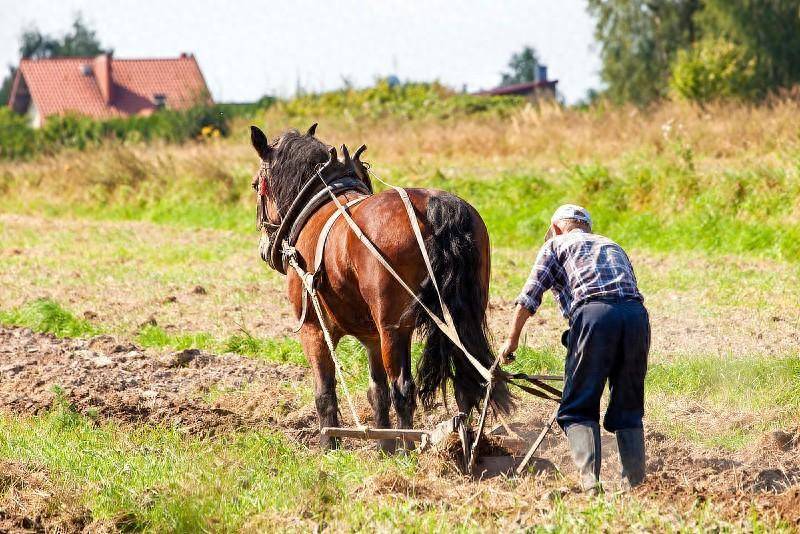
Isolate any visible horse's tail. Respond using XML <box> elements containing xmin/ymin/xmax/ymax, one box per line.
<box><xmin>409</xmin><ymin>193</ymin><xmax>513</xmax><ymax>415</ymax></box>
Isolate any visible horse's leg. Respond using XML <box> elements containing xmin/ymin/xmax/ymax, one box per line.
<box><xmin>299</xmin><ymin>325</ymin><xmax>340</xmax><ymax>450</ymax></box>
<box><xmin>379</xmin><ymin>327</ymin><xmax>417</xmax><ymax>449</ymax></box>
<box><xmin>358</xmin><ymin>336</ymin><xmax>394</xmax><ymax>453</ymax></box>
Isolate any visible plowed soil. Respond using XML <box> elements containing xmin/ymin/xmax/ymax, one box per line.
<box><xmin>1</xmin><ymin>326</ymin><xmax>799</xmax><ymax>531</ymax></box>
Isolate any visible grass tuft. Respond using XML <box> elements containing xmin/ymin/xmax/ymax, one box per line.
<box><xmin>0</xmin><ymin>298</ymin><xmax>98</xmax><ymax>337</ymax></box>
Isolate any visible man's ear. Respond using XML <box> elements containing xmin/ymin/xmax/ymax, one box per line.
<box><xmin>550</xmin><ymin>223</ymin><xmax>564</xmax><ymax>236</ymax></box>
<box><xmin>250</xmin><ymin>126</ymin><xmax>271</xmax><ymax>160</ymax></box>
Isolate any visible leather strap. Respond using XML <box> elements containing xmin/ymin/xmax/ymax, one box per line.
<box><xmin>271</xmin><ymin>177</ymin><xmax>370</xmax><ymax>273</ymax></box>
<box><xmin>313</xmin><ymin>196</ymin><xmax>369</xmax><ymax>275</ymax></box>
<box><xmin>290</xmin><ymin>195</ymin><xmax>368</xmax><ymax>333</ymax></box>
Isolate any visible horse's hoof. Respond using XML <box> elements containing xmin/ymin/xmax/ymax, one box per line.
<box><xmin>320</xmin><ymin>436</ymin><xmax>340</xmax><ymax>451</ymax></box>
<box><xmin>377</xmin><ymin>439</ymin><xmax>397</xmax><ymax>455</ymax></box>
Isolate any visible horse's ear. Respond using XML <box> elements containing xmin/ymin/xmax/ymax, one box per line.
<box><xmin>250</xmin><ymin>126</ymin><xmax>271</xmax><ymax>160</ymax></box>
<box><xmin>306</xmin><ymin>123</ymin><xmax>318</xmax><ymax>137</ymax></box>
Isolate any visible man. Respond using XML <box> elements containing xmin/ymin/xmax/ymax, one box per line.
<box><xmin>499</xmin><ymin>204</ymin><xmax>650</xmax><ymax>493</ymax></box>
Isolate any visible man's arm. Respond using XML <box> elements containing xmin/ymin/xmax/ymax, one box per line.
<box><xmin>499</xmin><ymin>242</ymin><xmax>557</xmax><ymax>363</ymax></box>
<box><xmin>499</xmin><ymin>304</ymin><xmax>532</xmax><ymax>363</ymax></box>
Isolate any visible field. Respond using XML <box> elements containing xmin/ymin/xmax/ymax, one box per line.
<box><xmin>1</xmin><ymin>99</ymin><xmax>799</xmax><ymax>531</ymax></box>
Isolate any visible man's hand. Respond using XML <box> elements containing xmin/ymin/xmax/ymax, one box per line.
<box><xmin>499</xmin><ymin>338</ymin><xmax>518</xmax><ymax>364</ymax></box>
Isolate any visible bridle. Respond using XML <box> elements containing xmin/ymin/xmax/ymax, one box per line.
<box><xmin>254</xmin><ymin>160</ymin><xmax>280</xmax><ymax>235</ymax></box>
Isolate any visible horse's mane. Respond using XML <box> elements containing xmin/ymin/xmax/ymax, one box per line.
<box><xmin>268</xmin><ymin>130</ymin><xmax>330</xmax><ymax>216</ymax></box>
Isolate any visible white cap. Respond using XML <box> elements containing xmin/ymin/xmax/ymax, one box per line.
<box><xmin>551</xmin><ymin>204</ymin><xmax>592</xmax><ymax>228</ymax></box>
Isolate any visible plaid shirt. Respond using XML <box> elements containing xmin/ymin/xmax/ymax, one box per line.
<box><xmin>515</xmin><ymin>230</ymin><xmax>643</xmax><ymax>318</ymax></box>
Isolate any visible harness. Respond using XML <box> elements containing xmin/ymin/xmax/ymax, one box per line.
<box><xmin>256</xmin><ymin>144</ymin><xmax>373</xmax><ymax>275</ymax></box>
<box><xmin>256</xmin><ymin>145</ymin><xmax>373</xmax><ymax>331</ymax></box>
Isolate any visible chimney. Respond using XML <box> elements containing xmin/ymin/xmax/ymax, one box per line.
<box><xmin>94</xmin><ymin>53</ymin><xmax>113</xmax><ymax>105</ymax></box>
<box><xmin>536</xmin><ymin>65</ymin><xmax>548</xmax><ymax>83</ymax></box>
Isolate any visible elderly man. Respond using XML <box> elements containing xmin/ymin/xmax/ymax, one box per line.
<box><xmin>499</xmin><ymin>204</ymin><xmax>650</xmax><ymax>493</ymax></box>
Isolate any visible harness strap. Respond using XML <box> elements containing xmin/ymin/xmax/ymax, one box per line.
<box><xmin>291</xmin><ymin>196</ymin><xmax>368</xmax><ymax>333</ymax></box>
<box><xmin>314</xmin><ymin>196</ymin><xmax>369</xmax><ymax>275</ymax></box>
<box><xmin>288</xmin><ymin>254</ymin><xmax>364</xmax><ymax>429</ymax></box>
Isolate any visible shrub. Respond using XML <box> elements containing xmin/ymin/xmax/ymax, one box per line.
<box><xmin>0</xmin><ymin>104</ymin><xmax>230</xmax><ymax>160</ymax></box>
<box><xmin>670</xmin><ymin>38</ymin><xmax>758</xmax><ymax>103</ymax></box>
<box><xmin>278</xmin><ymin>79</ymin><xmax>524</xmax><ymax>120</ymax></box>
<box><xmin>0</xmin><ymin>107</ymin><xmax>37</xmax><ymax>158</ymax></box>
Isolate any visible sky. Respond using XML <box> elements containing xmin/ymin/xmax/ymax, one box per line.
<box><xmin>0</xmin><ymin>0</ymin><xmax>601</xmax><ymax>104</ymax></box>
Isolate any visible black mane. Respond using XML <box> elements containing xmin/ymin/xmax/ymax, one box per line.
<box><xmin>268</xmin><ymin>130</ymin><xmax>330</xmax><ymax>216</ymax></box>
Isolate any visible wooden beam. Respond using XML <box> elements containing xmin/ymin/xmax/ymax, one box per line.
<box><xmin>321</xmin><ymin>427</ymin><xmax>429</xmax><ymax>442</ymax></box>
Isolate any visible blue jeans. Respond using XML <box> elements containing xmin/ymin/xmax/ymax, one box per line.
<box><xmin>557</xmin><ymin>299</ymin><xmax>650</xmax><ymax>432</ymax></box>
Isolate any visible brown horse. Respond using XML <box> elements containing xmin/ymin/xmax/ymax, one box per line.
<box><xmin>250</xmin><ymin>125</ymin><xmax>512</xmax><ymax>450</ymax></box>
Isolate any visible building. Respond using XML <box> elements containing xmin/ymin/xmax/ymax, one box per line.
<box><xmin>475</xmin><ymin>65</ymin><xmax>558</xmax><ymax>100</ymax></box>
<box><xmin>7</xmin><ymin>53</ymin><xmax>211</xmax><ymax>127</ymax></box>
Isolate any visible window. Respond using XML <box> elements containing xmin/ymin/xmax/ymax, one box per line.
<box><xmin>153</xmin><ymin>94</ymin><xmax>167</xmax><ymax>109</ymax></box>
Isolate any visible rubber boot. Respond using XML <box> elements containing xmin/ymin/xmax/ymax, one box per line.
<box><xmin>616</xmin><ymin>428</ymin><xmax>646</xmax><ymax>489</ymax></box>
<box><xmin>565</xmin><ymin>422</ymin><xmax>601</xmax><ymax>494</ymax></box>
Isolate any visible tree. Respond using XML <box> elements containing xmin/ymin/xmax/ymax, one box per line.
<box><xmin>1</xmin><ymin>15</ymin><xmax>108</xmax><ymax>105</ymax></box>
<box><xmin>699</xmin><ymin>0</ymin><xmax>800</xmax><ymax>95</ymax></box>
<box><xmin>587</xmin><ymin>0</ymin><xmax>701</xmax><ymax>105</ymax></box>
<box><xmin>500</xmin><ymin>46</ymin><xmax>540</xmax><ymax>86</ymax></box>
<box><xmin>587</xmin><ymin>0</ymin><xmax>800</xmax><ymax>105</ymax></box>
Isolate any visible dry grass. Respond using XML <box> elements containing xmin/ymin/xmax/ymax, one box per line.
<box><xmin>3</xmin><ymin>99</ymin><xmax>799</xmax><ymax>199</ymax></box>
<box><xmin>259</xmin><ymin>98</ymin><xmax>800</xmax><ymax>169</ymax></box>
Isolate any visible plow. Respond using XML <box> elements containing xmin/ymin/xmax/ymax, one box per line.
<box><xmin>322</xmin><ymin>371</ymin><xmax>563</xmax><ymax>478</ymax></box>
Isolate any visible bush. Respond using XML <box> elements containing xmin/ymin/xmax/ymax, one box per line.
<box><xmin>0</xmin><ymin>107</ymin><xmax>37</xmax><ymax>158</ymax></box>
<box><xmin>670</xmin><ymin>38</ymin><xmax>758</xmax><ymax>103</ymax></box>
<box><xmin>278</xmin><ymin>79</ymin><xmax>524</xmax><ymax>120</ymax></box>
<box><xmin>0</xmin><ymin>104</ymin><xmax>230</xmax><ymax>160</ymax></box>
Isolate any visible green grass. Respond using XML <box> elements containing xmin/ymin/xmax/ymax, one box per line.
<box><xmin>0</xmin><ymin>298</ymin><xmax>99</xmax><ymax>337</ymax></box>
<box><xmin>646</xmin><ymin>353</ymin><xmax>800</xmax><ymax>448</ymax></box>
<box><xmin>3</xmin><ymin>146</ymin><xmax>799</xmax><ymax>262</ymax></box>
<box><xmin>0</xmin><ymin>406</ymin><xmax>787</xmax><ymax>532</ymax></box>
<box><xmin>423</xmin><ymin>165</ymin><xmax>800</xmax><ymax>262</ymax></box>
<box><xmin>648</xmin><ymin>353</ymin><xmax>800</xmax><ymax>410</ymax></box>
<box><xmin>0</xmin><ymin>407</ymin><xmax>426</xmax><ymax>532</ymax></box>
<box><xmin>136</xmin><ymin>325</ymin><xmax>308</xmax><ymax>367</ymax></box>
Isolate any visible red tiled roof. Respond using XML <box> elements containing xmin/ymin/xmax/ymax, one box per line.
<box><xmin>12</xmin><ymin>54</ymin><xmax>211</xmax><ymax>120</ymax></box>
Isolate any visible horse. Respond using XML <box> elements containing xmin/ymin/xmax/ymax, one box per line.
<box><xmin>249</xmin><ymin>124</ymin><xmax>512</xmax><ymax>451</ymax></box>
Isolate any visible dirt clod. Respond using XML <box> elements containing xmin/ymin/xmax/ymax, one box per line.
<box><xmin>192</xmin><ymin>285</ymin><xmax>207</xmax><ymax>295</ymax></box>
<box><xmin>0</xmin><ymin>461</ymin><xmax>95</xmax><ymax>533</ymax></box>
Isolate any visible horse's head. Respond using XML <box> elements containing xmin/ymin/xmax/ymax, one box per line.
<box><xmin>250</xmin><ymin>123</ymin><xmax>327</xmax><ymax>233</ymax></box>
<box><xmin>249</xmin><ymin>123</ymin><xmax>374</xmax><ymax>265</ymax></box>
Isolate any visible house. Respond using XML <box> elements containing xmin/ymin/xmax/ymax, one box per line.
<box><xmin>475</xmin><ymin>65</ymin><xmax>558</xmax><ymax>100</ymax></box>
<box><xmin>7</xmin><ymin>53</ymin><xmax>211</xmax><ymax>127</ymax></box>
